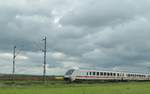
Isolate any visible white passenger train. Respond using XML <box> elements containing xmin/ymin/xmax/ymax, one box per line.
<box><xmin>64</xmin><ymin>69</ymin><xmax>150</xmax><ymax>82</ymax></box>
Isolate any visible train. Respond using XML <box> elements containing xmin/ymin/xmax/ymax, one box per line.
<box><xmin>64</xmin><ymin>69</ymin><xmax>150</xmax><ymax>82</ymax></box>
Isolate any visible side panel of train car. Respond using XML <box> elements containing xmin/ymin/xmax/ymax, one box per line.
<box><xmin>64</xmin><ymin>69</ymin><xmax>150</xmax><ymax>82</ymax></box>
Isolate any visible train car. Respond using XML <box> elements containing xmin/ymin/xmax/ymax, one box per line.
<box><xmin>64</xmin><ymin>69</ymin><xmax>149</xmax><ymax>82</ymax></box>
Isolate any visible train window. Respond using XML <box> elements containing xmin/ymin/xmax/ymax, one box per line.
<box><xmin>113</xmin><ymin>73</ymin><xmax>116</xmax><ymax>76</ymax></box>
<box><xmin>65</xmin><ymin>69</ymin><xmax>75</xmax><ymax>75</ymax></box>
<box><xmin>110</xmin><ymin>73</ymin><xmax>113</xmax><ymax>76</ymax></box>
<box><xmin>90</xmin><ymin>72</ymin><xmax>92</xmax><ymax>75</ymax></box>
<box><xmin>97</xmin><ymin>72</ymin><xmax>99</xmax><ymax>75</ymax></box>
<box><xmin>117</xmin><ymin>73</ymin><xmax>119</xmax><ymax>76</ymax></box>
<box><xmin>107</xmin><ymin>73</ymin><xmax>110</xmax><ymax>76</ymax></box>
<box><xmin>93</xmin><ymin>72</ymin><xmax>95</xmax><ymax>75</ymax></box>
<box><xmin>87</xmin><ymin>72</ymin><xmax>88</xmax><ymax>76</ymax></box>
<box><xmin>104</xmin><ymin>72</ymin><xmax>106</xmax><ymax>76</ymax></box>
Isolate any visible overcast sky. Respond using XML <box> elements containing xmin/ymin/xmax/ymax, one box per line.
<box><xmin>0</xmin><ymin>0</ymin><xmax>150</xmax><ymax>75</ymax></box>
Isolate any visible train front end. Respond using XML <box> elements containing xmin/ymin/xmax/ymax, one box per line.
<box><xmin>64</xmin><ymin>69</ymin><xmax>76</xmax><ymax>82</ymax></box>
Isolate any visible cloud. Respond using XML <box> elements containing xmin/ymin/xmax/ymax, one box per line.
<box><xmin>60</xmin><ymin>0</ymin><xmax>150</xmax><ymax>27</ymax></box>
<box><xmin>0</xmin><ymin>0</ymin><xmax>150</xmax><ymax>75</ymax></box>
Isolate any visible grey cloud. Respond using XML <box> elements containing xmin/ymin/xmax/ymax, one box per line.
<box><xmin>0</xmin><ymin>0</ymin><xmax>150</xmax><ymax>75</ymax></box>
<box><xmin>80</xmin><ymin>17</ymin><xmax>150</xmax><ymax>72</ymax></box>
<box><xmin>60</xmin><ymin>0</ymin><xmax>150</xmax><ymax>27</ymax></box>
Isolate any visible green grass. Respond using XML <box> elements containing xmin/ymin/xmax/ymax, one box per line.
<box><xmin>0</xmin><ymin>81</ymin><xmax>150</xmax><ymax>94</ymax></box>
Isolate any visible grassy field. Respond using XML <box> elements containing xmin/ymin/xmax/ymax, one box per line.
<box><xmin>0</xmin><ymin>81</ymin><xmax>149</xmax><ymax>94</ymax></box>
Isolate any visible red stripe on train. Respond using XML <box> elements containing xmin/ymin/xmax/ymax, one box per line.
<box><xmin>76</xmin><ymin>76</ymin><xmax>99</xmax><ymax>78</ymax></box>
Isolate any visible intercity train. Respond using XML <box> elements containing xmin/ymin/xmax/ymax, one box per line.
<box><xmin>64</xmin><ymin>69</ymin><xmax>150</xmax><ymax>82</ymax></box>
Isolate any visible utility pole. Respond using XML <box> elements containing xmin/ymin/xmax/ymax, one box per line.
<box><xmin>43</xmin><ymin>37</ymin><xmax>47</xmax><ymax>82</ymax></box>
<box><xmin>148</xmin><ymin>72</ymin><xmax>149</xmax><ymax>80</ymax></box>
<box><xmin>12</xmin><ymin>46</ymin><xmax>16</xmax><ymax>81</ymax></box>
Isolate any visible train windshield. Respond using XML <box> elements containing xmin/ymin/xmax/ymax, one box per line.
<box><xmin>65</xmin><ymin>69</ymin><xmax>75</xmax><ymax>75</ymax></box>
